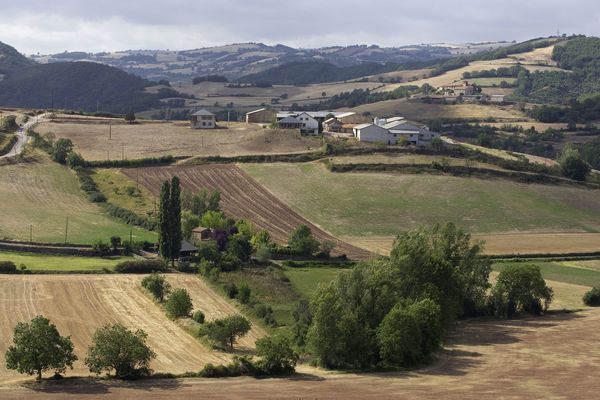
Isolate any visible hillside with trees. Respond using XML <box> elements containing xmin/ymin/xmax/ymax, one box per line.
<box><xmin>0</xmin><ymin>41</ymin><xmax>34</xmax><ymax>74</ymax></box>
<box><xmin>0</xmin><ymin>61</ymin><xmax>160</xmax><ymax>113</ymax></box>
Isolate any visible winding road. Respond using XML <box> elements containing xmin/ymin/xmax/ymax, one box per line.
<box><xmin>0</xmin><ymin>114</ymin><xmax>45</xmax><ymax>160</ymax></box>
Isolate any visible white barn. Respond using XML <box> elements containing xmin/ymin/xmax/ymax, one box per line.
<box><xmin>353</xmin><ymin>123</ymin><xmax>395</xmax><ymax>144</ymax></box>
<box><xmin>277</xmin><ymin>112</ymin><xmax>319</xmax><ymax>135</ymax></box>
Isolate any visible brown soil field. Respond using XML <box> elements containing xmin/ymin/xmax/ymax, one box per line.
<box><xmin>4</xmin><ymin>309</ymin><xmax>599</xmax><ymax>399</ymax></box>
<box><xmin>0</xmin><ymin>274</ymin><xmax>265</xmax><ymax>383</ymax></box>
<box><xmin>36</xmin><ymin>118</ymin><xmax>321</xmax><ymax>161</ymax></box>
<box><xmin>347</xmin><ymin>232</ymin><xmax>600</xmax><ymax>256</ymax></box>
<box><xmin>122</xmin><ymin>164</ymin><xmax>370</xmax><ymax>259</ymax></box>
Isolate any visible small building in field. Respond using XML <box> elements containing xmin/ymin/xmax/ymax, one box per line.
<box><xmin>353</xmin><ymin>123</ymin><xmax>394</xmax><ymax>144</ymax></box>
<box><xmin>323</xmin><ymin>117</ymin><xmax>343</xmax><ymax>133</ymax></box>
<box><xmin>191</xmin><ymin>227</ymin><xmax>212</xmax><ymax>242</ymax></box>
<box><xmin>179</xmin><ymin>240</ymin><xmax>199</xmax><ymax>259</ymax></box>
<box><xmin>245</xmin><ymin>108</ymin><xmax>277</xmax><ymax>124</ymax></box>
<box><xmin>277</xmin><ymin>112</ymin><xmax>319</xmax><ymax>135</ymax></box>
<box><xmin>490</xmin><ymin>94</ymin><xmax>506</xmax><ymax>104</ymax></box>
<box><xmin>190</xmin><ymin>109</ymin><xmax>216</xmax><ymax>129</ymax></box>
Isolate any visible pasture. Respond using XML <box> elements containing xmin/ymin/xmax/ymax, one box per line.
<box><xmin>0</xmin><ymin>153</ymin><xmax>155</xmax><ymax>244</ymax></box>
<box><xmin>0</xmin><ymin>274</ymin><xmax>265</xmax><ymax>382</ymax></box>
<box><xmin>0</xmin><ymin>251</ymin><xmax>132</xmax><ymax>272</ymax></box>
<box><xmin>36</xmin><ymin>117</ymin><xmax>321</xmax><ymax>161</ymax></box>
<box><xmin>241</xmin><ymin>162</ymin><xmax>600</xmax><ymax>239</ymax></box>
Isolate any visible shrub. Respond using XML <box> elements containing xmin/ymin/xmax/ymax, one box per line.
<box><xmin>165</xmin><ymin>288</ymin><xmax>194</xmax><ymax>318</ymax></box>
<box><xmin>224</xmin><ymin>282</ymin><xmax>238</xmax><ymax>299</ymax></box>
<box><xmin>193</xmin><ymin>310</ymin><xmax>206</xmax><ymax>324</ymax></box>
<box><xmin>254</xmin><ymin>243</ymin><xmax>271</xmax><ymax>263</ymax></box>
<box><xmin>92</xmin><ymin>240</ymin><xmax>111</xmax><ymax>256</ymax></box>
<box><xmin>254</xmin><ymin>335</ymin><xmax>299</xmax><ymax>375</ymax></box>
<box><xmin>255</xmin><ymin>303</ymin><xmax>268</xmax><ymax>318</ymax></box>
<box><xmin>0</xmin><ymin>261</ymin><xmax>17</xmax><ymax>274</ymax></box>
<box><xmin>141</xmin><ymin>273</ymin><xmax>171</xmax><ymax>302</ymax></box>
<box><xmin>236</xmin><ymin>284</ymin><xmax>251</xmax><ymax>304</ymax></box>
<box><xmin>288</xmin><ymin>225</ymin><xmax>320</xmax><ymax>256</ymax></box>
<box><xmin>114</xmin><ymin>259</ymin><xmax>167</xmax><ymax>273</ymax></box>
<box><xmin>583</xmin><ymin>287</ymin><xmax>600</xmax><ymax>306</ymax></box>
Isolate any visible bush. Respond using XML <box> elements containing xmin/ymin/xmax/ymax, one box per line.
<box><xmin>165</xmin><ymin>288</ymin><xmax>193</xmax><ymax>318</ymax></box>
<box><xmin>0</xmin><ymin>261</ymin><xmax>17</xmax><ymax>274</ymax></box>
<box><xmin>254</xmin><ymin>335</ymin><xmax>299</xmax><ymax>375</ymax></box>
<box><xmin>583</xmin><ymin>287</ymin><xmax>600</xmax><ymax>306</ymax></box>
<box><xmin>288</xmin><ymin>225</ymin><xmax>320</xmax><ymax>256</ymax></box>
<box><xmin>224</xmin><ymin>282</ymin><xmax>238</xmax><ymax>299</ymax></box>
<box><xmin>88</xmin><ymin>190</ymin><xmax>107</xmax><ymax>202</ymax></box>
<box><xmin>193</xmin><ymin>310</ymin><xmax>206</xmax><ymax>324</ymax></box>
<box><xmin>236</xmin><ymin>284</ymin><xmax>251</xmax><ymax>304</ymax></box>
<box><xmin>114</xmin><ymin>259</ymin><xmax>167</xmax><ymax>273</ymax></box>
<box><xmin>198</xmin><ymin>356</ymin><xmax>255</xmax><ymax>378</ymax></box>
<box><xmin>92</xmin><ymin>240</ymin><xmax>111</xmax><ymax>256</ymax></box>
<box><xmin>141</xmin><ymin>273</ymin><xmax>171</xmax><ymax>302</ymax></box>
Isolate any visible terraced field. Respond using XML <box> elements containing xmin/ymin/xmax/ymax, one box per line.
<box><xmin>0</xmin><ymin>274</ymin><xmax>265</xmax><ymax>382</ymax></box>
<box><xmin>123</xmin><ymin>164</ymin><xmax>370</xmax><ymax>259</ymax></box>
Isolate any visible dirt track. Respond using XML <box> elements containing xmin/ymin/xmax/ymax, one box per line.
<box><xmin>3</xmin><ymin>310</ymin><xmax>599</xmax><ymax>399</ymax></box>
<box><xmin>0</xmin><ymin>275</ymin><xmax>264</xmax><ymax>383</ymax></box>
<box><xmin>123</xmin><ymin>164</ymin><xmax>371</xmax><ymax>259</ymax></box>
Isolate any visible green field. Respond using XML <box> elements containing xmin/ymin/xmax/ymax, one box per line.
<box><xmin>493</xmin><ymin>260</ymin><xmax>600</xmax><ymax>288</ymax></box>
<box><xmin>0</xmin><ymin>153</ymin><xmax>156</xmax><ymax>244</ymax></box>
<box><xmin>0</xmin><ymin>250</ymin><xmax>133</xmax><ymax>271</ymax></box>
<box><xmin>93</xmin><ymin>168</ymin><xmax>156</xmax><ymax>218</ymax></box>
<box><xmin>242</xmin><ymin>163</ymin><xmax>600</xmax><ymax>237</ymax></box>
<box><xmin>283</xmin><ymin>266</ymin><xmax>346</xmax><ymax>299</ymax></box>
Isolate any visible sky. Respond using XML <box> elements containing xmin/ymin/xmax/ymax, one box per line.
<box><xmin>1</xmin><ymin>0</ymin><xmax>599</xmax><ymax>54</ymax></box>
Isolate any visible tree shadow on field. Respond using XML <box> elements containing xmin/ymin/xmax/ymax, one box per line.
<box><xmin>25</xmin><ymin>377</ymin><xmax>183</xmax><ymax>395</ymax></box>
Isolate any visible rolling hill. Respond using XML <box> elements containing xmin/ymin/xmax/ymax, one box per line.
<box><xmin>0</xmin><ymin>41</ymin><xmax>34</xmax><ymax>75</ymax></box>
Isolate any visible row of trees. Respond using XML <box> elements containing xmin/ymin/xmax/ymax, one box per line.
<box><xmin>296</xmin><ymin>223</ymin><xmax>553</xmax><ymax>369</ymax></box>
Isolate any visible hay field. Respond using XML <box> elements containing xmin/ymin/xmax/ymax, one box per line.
<box><xmin>0</xmin><ymin>274</ymin><xmax>265</xmax><ymax>382</ymax></box>
<box><xmin>347</xmin><ymin>98</ymin><xmax>526</xmax><ymax>121</ymax></box>
<box><xmin>241</xmin><ymin>162</ymin><xmax>600</xmax><ymax>238</ymax></box>
<box><xmin>7</xmin><ymin>310</ymin><xmax>600</xmax><ymax>399</ymax></box>
<box><xmin>330</xmin><ymin>154</ymin><xmax>505</xmax><ymax>170</ymax></box>
<box><xmin>37</xmin><ymin>118</ymin><xmax>322</xmax><ymax>161</ymax></box>
<box><xmin>0</xmin><ymin>153</ymin><xmax>155</xmax><ymax>244</ymax></box>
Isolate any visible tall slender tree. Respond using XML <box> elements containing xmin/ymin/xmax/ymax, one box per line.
<box><xmin>169</xmin><ymin>176</ymin><xmax>182</xmax><ymax>266</ymax></box>
<box><xmin>158</xmin><ymin>180</ymin><xmax>171</xmax><ymax>262</ymax></box>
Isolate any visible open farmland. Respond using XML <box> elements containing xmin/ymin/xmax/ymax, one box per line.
<box><xmin>36</xmin><ymin>117</ymin><xmax>321</xmax><ymax>161</ymax></box>
<box><xmin>122</xmin><ymin>164</ymin><xmax>370</xmax><ymax>259</ymax></box>
<box><xmin>0</xmin><ymin>274</ymin><xmax>264</xmax><ymax>383</ymax></box>
<box><xmin>241</xmin><ymin>163</ymin><xmax>600</xmax><ymax>252</ymax></box>
<box><xmin>347</xmin><ymin>98</ymin><xmax>526</xmax><ymax>122</ymax></box>
<box><xmin>0</xmin><ymin>153</ymin><xmax>155</xmax><ymax>244</ymax></box>
<box><xmin>0</xmin><ymin>251</ymin><xmax>132</xmax><ymax>272</ymax></box>
<box><xmin>6</xmin><ymin>309</ymin><xmax>600</xmax><ymax>399</ymax></box>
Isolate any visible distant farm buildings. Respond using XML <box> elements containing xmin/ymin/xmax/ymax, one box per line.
<box><xmin>190</xmin><ymin>109</ymin><xmax>216</xmax><ymax>129</ymax></box>
<box><xmin>245</xmin><ymin>108</ymin><xmax>276</xmax><ymax>124</ymax></box>
<box><xmin>353</xmin><ymin>117</ymin><xmax>440</xmax><ymax>146</ymax></box>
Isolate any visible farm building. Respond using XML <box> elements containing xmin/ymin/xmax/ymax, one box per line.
<box><xmin>324</xmin><ymin>117</ymin><xmax>343</xmax><ymax>133</ymax></box>
<box><xmin>276</xmin><ymin>111</ymin><xmax>356</xmax><ymax>124</ymax></box>
<box><xmin>245</xmin><ymin>108</ymin><xmax>276</xmax><ymax>124</ymax></box>
<box><xmin>190</xmin><ymin>109</ymin><xmax>216</xmax><ymax>129</ymax></box>
<box><xmin>353</xmin><ymin>123</ymin><xmax>394</xmax><ymax>144</ymax></box>
<box><xmin>180</xmin><ymin>240</ymin><xmax>199</xmax><ymax>258</ymax></box>
<box><xmin>191</xmin><ymin>227</ymin><xmax>212</xmax><ymax>242</ymax></box>
<box><xmin>490</xmin><ymin>94</ymin><xmax>506</xmax><ymax>103</ymax></box>
<box><xmin>442</xmin><ymin>81</ymin><xmax>478</xmax><ymax>96</ymax></box>
<box><xmin>277</xmin><ymin>112</ymin><xmax>319</xmax><ymax>135</ymax></box>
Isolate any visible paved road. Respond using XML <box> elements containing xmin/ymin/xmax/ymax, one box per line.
<box><xmin>0</xmin><ymin>114</ymin><xmax>45</xmax><ymax>160</ymax></box>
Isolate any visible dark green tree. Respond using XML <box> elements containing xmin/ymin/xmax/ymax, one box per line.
<box><xmin>5</xmin><ymin>316</ymin><xmax>77</xmax><ymax>380</ymax></box>
<box><xmin>492</xmin><ymin>264</ymin><xmax>553</xmax><ymax>317</ymax></box>
<box><xmin>124</xmin><ymin>111</ymin><xmax>136</xmax><ymax>124</ymax></box>
<box><xmin>255</xmin><ymin>335</ymin><xmax>299</xmax><ymax>375</ymax></box>
<box><xmin>85</xmin><ymin>324</ymin><xmax>156</xmax><ymax>378</ymax></box>
<box><xmin>169</xmin><ymin>176</ymin><xmax>182</xmax><ymax>266</ymax></box>
<box><xmin>51</xmin><ymin>138</ymin><xmax>74</xmax><ymax>164</ymax></box>
<box><xmin>559</xmin><ymin>145</ymin><xmax>591</xmax><ymax>181</ymax></box>
<box><xmin>288</xmin><ymin>225</ymin><xmax>320</xmax><ymax>256</ymax></box>
<box><xmin>201</xmin><ymin>315</ymin><xmax>251</xmax><ymax>350</ymax></box>
<box><xmin>158</xmin><ymin>180</ymin><xmax>172</xmax><ymax>262</ymax></box>
<box><xmin>141</xmin><ymin>273</ymin><xmax>171</xmax><ymax>302</ymax></box>
<box><xmin>165</xmin><ymin>288</ymin><xmax>193</xmax><ymax>318</ymax></box>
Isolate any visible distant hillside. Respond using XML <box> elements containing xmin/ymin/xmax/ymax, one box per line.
<box><xmin>0</xmin><ymin>61</ymin><xmax>159</xmax><ymax>113</ymax></box>
<box><xmin>0</xmin><ymin>41</ymin><xmax>34</xmax><ymax>75</ymax></box>
<box><xmin>237</xmin><ymin>61</ymin><xmax>401</xmax><ymax>85</ymax></box>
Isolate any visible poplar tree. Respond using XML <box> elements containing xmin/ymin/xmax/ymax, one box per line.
<box><xmin>169</xmin><ymin>176</ymin><xmax>182</xmax><ymax>266</ymax></box>
<box><xmin>159</xmin><ymin>180</ymin><xmax>171</xmax><ymax>261</ymax></box>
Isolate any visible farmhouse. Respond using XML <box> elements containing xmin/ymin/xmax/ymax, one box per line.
<box><xmin>353</xmin><ymin>117</ymin><xmax>441</xmax><ymax>146</ymax></box>
<box><xmin>180</xmin><ymin>240</ymin><xmax>199</xmax><ymax>259</ymax></box>
<box><xmin>245</xmin><ymin>108</ymin><xmax>276</xmax><ymax>124</ymax></box>
<box><xmin>277</xmin><ymin>112</ymin><xmax>319</xmax><ymax>135</ymax></box>
<box><xmin>353</xmin><ymin>123</ymin><xmax>393</xmax><ymax>144</ymax></box>
<box><xmin>442</xmin><ymin>81</ymin><xmax>478</xmax><ymax>96</ymax></box>
<box><xmin>324</xmin><ymin>117</ymin><xmax>343</xmax><ymax>133</ymax></box>
<box><xmin>191</xmin><ymin>226</ymin><xmax>212</xmax><ymax>242</ymax></box>
<box><xmin>190</xmin><ymin>109</ymin><xmax>216</xmax><ymax>129</ymax></box>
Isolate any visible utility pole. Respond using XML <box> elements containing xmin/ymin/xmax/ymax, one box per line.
<box><xmin>109</xmin><ymin>121</ymin><xmax>112</xmax><ymax>140</ymax></box>
<box><xmin>122</xmin><ymin>143</ymin><xmax>125</xmax><ymax>160</ymax></box>
<box><xmin>107</xmin><ymin>150</ymin><xmax>110</xmax><ymax>161</ymax></box>
<box><xmin>64</xmin><ymin>216</ymin><xmax>69</xmax><ymax>244</ymax></box>
<box><xmin>30</xmin><ymin>225</ymin><xmax>33</xmax><ymax>243</ymax></box>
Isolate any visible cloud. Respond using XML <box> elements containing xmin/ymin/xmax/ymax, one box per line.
<box><xmin>0</xmin><ymin>0</ymin><xmax>599</xmax><ymax>54</ymax></box>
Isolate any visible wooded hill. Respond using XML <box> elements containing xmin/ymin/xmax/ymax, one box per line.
<box><xmin>0</xmin><ymin>41</ymin><xmax>34</xmax><ymax>74</ymax></box>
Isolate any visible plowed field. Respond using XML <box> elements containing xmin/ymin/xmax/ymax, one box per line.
<box><xmin>0</xmin><ymin>275</ymin><xmax>265</xmax><ymax>383</ymax></box>
<box><xmin>123</xmin><ymin>164</ymin><xmax>370</xmax><ymax>259</ymax></box>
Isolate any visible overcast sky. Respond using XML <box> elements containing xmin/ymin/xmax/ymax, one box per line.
<box><xmin>1</xmin><ymin>0</ymin><xmax>599</xmax><ymax>54</ymax></box>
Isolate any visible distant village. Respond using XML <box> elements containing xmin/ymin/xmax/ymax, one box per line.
<box><xmin>190</xmin><ymin>107</ymin><xmax>440</xmax><ymax>147</ymax></box>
